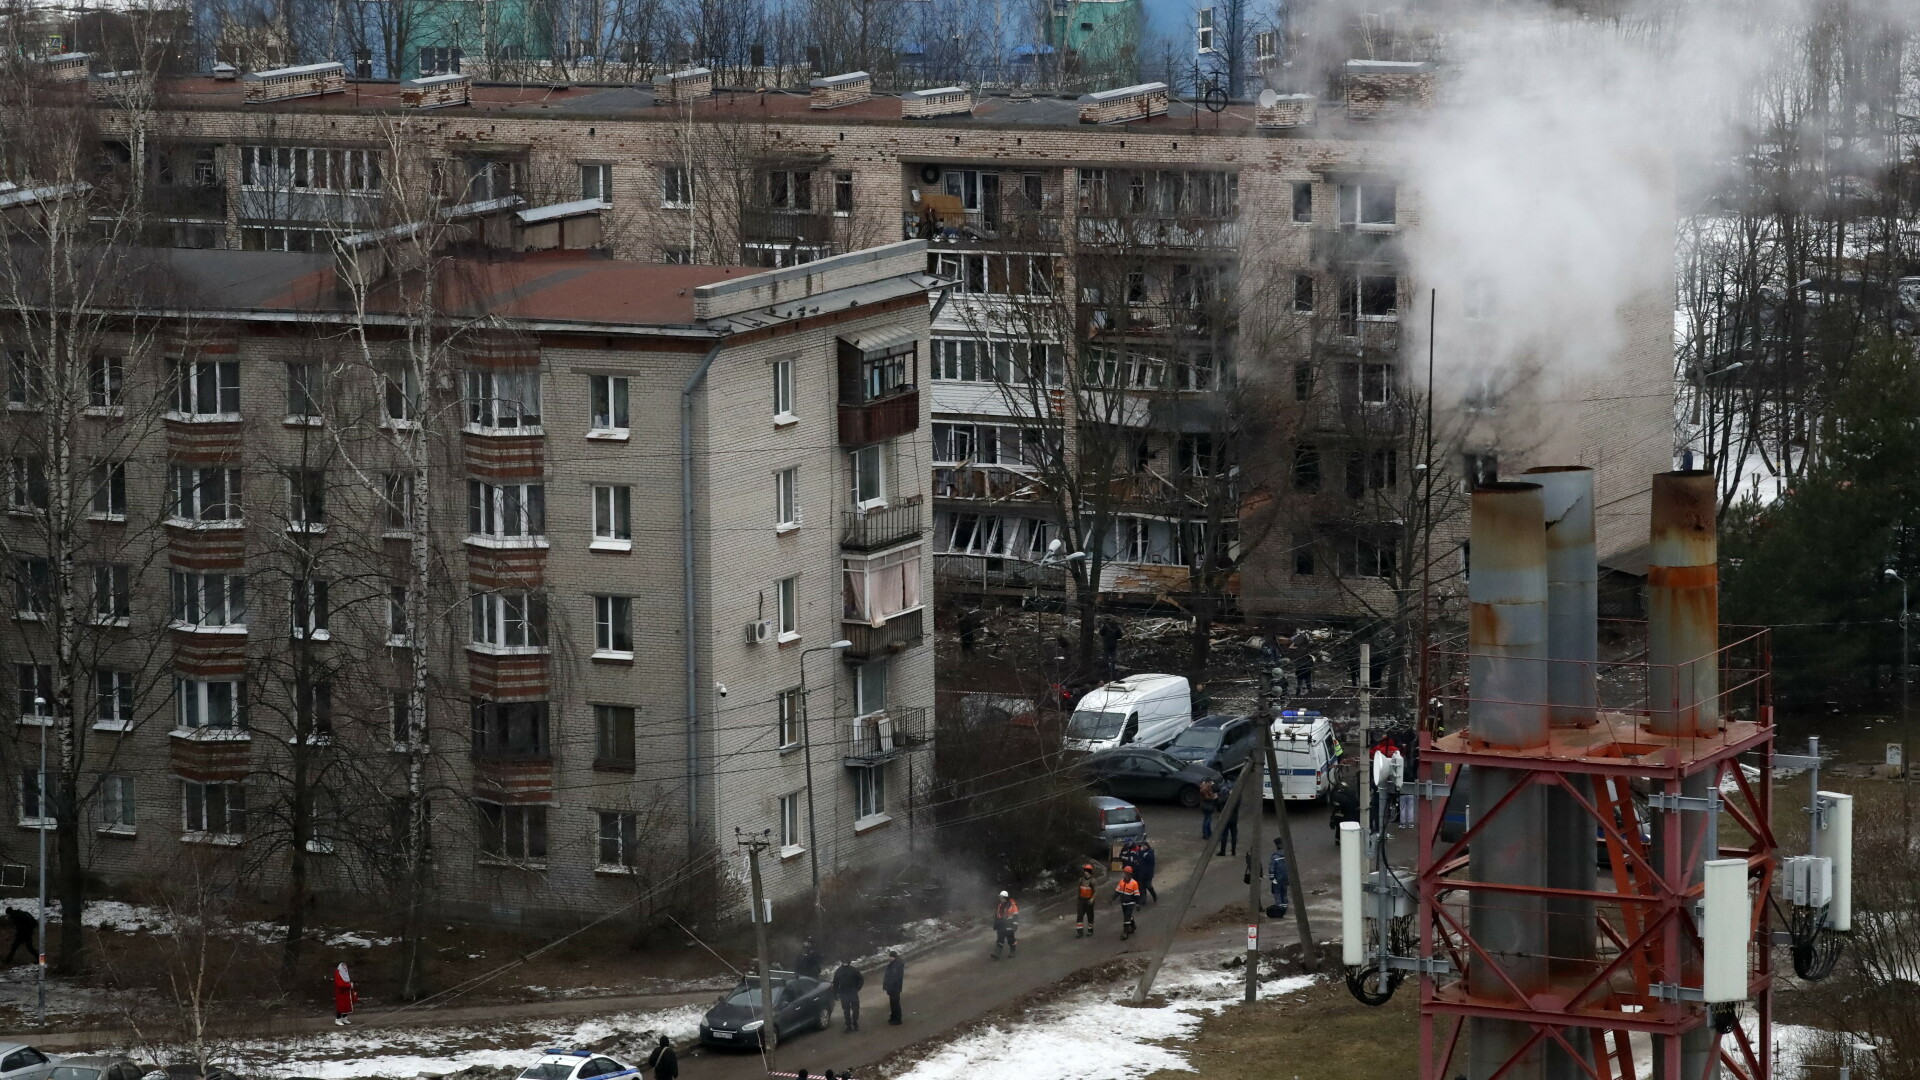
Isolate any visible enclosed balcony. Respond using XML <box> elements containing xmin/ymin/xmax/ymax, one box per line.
<box><xmin>838</xmin><ymin>328</ymin><xmax>921</xmax><ymax>445</ymax></box>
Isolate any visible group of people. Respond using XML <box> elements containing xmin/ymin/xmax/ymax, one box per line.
<box><xmin>1196</xmin><ymin>776</ymin><xmax>1243</xmax><ymax>856</ymax></box>
<box><xmin>795</xmin><ymin>941</ymin><xmax>909</xmax><ymax>1029</ymax></box>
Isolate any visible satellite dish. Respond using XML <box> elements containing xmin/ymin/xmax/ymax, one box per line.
<box><xmin>1258</xmin><ymin>88</ymin><xmax>1279</xmax><ymax>108</ymax></box>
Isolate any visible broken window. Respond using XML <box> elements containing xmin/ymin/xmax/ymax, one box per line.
<box><xmin>1292</xmin><ymin>182</ymin><xmax>1313</xmax><ymax>224</ymax></box>
<box><xmin>1292</xmin><ymin>443</ymin><xmax>1321</xmax><ymax>492</ymax></box>
<box><xmin>1337</xmin><ymin>181</ymin><xmax>1397</xmax><ymax>227</ymax></box>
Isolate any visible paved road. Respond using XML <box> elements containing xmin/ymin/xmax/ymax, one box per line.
<box><xmin>689</xmin><ymin>798</ymin><xmax>1347</xmax><ymax>1080</ymax></box>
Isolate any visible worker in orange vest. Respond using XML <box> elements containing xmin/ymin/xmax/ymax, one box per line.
<box><xmin>1112</xmin><ymin>866</ymin><xmax>1142</xmax><ymax>940</ymax></box>
<box><xmin>1074</xmin><ymin>863</ymin><xmax>1098</xmax><ymax>938</ymax></box>
<box><xmin>991</xmin><ymin>890</ymin><xmax>1020</xmax><ymax>959</ymax></box>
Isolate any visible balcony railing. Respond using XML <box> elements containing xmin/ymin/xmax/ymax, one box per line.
<box><xmin>1076</xmin><ymin>215</ymin><xmax>1242</xmax><ymax>250</ymax></box>
<box><xmin>838</xmin><ymin>387</ymin><xmax>919</xmax><ymax>445</ymax></box>
<box><xmin>842</xmin><ymin>706</ymin><xmax>929</xmax><ymax>766</ymax></box>
<box><xmin>843</xmin><ymin>607</ymin><xmax>925</xmax><ymax>659</ymax></box>
<box><xmin>932</xmin><ymin>465</ymin><xmax>1041</xmax><ymax>501</ymax></box>
<box><xmin>741</xmin><ymin>207</ymin><xmax>835</xmax><ymax>244</ymax></box>
<box><xmin>933</xmin><ymin>554</ymin><xmax>1067</xmax><ymax>592</ymax></box>
<box><xmin>842</xmin><ymin>496</ymin><xmax>924</xmax><ymax>551</ymax></box>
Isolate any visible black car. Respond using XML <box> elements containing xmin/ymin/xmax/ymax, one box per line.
<box><xmin>1079</xmin><ymin>747</ymin><xmax>1224</xmax><ymax>807</ymax></box>
<box><xmin>1162</xmin><ymin>715</ymin><xmax>1260</xmax><ymax>774</ymax></box>
<box><xmin>698</xmin><ymin>970</ymin><xmax>833</xmax><ymax>1048</ymax></box>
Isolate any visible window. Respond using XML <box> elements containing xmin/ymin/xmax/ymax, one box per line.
<box><xmin>90</xmin><ymin>462</ymin><xmax>127</xmax><ymax>519</ymax></box>
<box><xmin>662</xmin><ymin>247</ymin><xmax>693</xmax><ymax>264</ymax></box>
<box><xmin>592</xmin><ymin>485</ymin><xmax>631</xmax><ymax>547</ymax></box>
<box><xmin>777</xmin><ymin>688</ymin><xmax>802</xmax><ymax>748</ymax></box>
<box><xmin>16</xmin><ymin>664</ymin><xmax>52</xmax><ymax>719</ymax></box>
<box><xmin>580</xmin><ymin>163</ymin><xmax>613</xmax><ymax>204</ymax></box>
<box><xmin>478</xmin><ymin>802</ymin><xmax>546</xmax><ymax>861</ymax></box>
<box><xmin>850</xmin><ymin>445</ymin><xmax>885</xmax><ymax>507</ymax></box>
<box><xmin>1339</xmin><ymin>274</ymin><xmax>1399</xmax><ymax>331</ymax></box>
<box><xmin>1197</xmin><ymin>6</ymin><xmax>1216</xmax><ymax>51</ymax></box>
<box><xmin>384</xmin><ymin>472</ymin><xmax>413</xmax><ymax>531</ymax></box>
<box><xmin>855</xmin><ymin>659</ymin><xmax>887</xmax><ymax>717</ymax></box>
<box><xmin>175</xmin><ymin>678</ymin><xmax>246</xmax><ymax>730</ymax></box>
<box><xmin>661</xmin><ymin>165</ymin><xmax>693</xmax><ymax>208</ymax></box>
<box><xmin>470</xmin><ymin>590</ymin><xmax>549</xmax><ymax>649</ymax></box>
<box><xmin>932</xmin><ymin>252</ymin><xmax>1057</xmax><ymax>297</ymax></box>
<box><xmin>1369</xmin><ymin>449</ymin><xmax>1399</xmax><ymax>491</ymax></box>
<box><xmin>170</xmin><ymin>465</ymin><xmax>242</xmax><ymax>523</ymax></box>
<box><xmin>932</xmin><ymin>423</ymin><xmax>1027</xmax><ymax>467</ymax></box>
<box><xmin>19</xmin><ymin>768</ymin><xmax>48</xmax><ymax>825</ymax></box>
<box><xmin>1179</xmin><ymin>435</ymin><xmax>1222</xmax><ymax>477</ymax></box>
<box><xmin>766</xmin><ymin>170</ymin><xmax>812</xmax><ymax>211</ymax></box>
<box><xmin>354</xmin><ymin>49</ymin><xmax>373</xmax><ymax>79</ymax></box>
<box><xmin>1292</xmin><ymin>533</ymin><xmax>1315</xmax><ymax>576</ymax></box>
<box><xmin>598</xmin><ymin>810</ymin><xmax>638</xmax><ymax>868</ymax></box>
<box><xmin>470</xmin><ymin>699</ymin><xmax>551</xmax><ymax>759</ymax></box>
<box><xmin>167</xmin><ymin>359</ymin><xmax>240</xmax><ymax>417</ymax></box>
<box><xmin>8</xmin><ymin>457</ymin><xmax>46</xmax><ymax>512</ymax></box>
<box><xmin>594</xmin><ymin>704</ymin><xmax>635</xmax><ymax>766</ymax></box>
<box><xmin>388</xmin><ymin>584</ymin><xmax>411</xmax><ymax>643</ymax></box>
<box><xmin>776</xmin><ymin>576</ymin><xmax>799</xmax><ymax>640</ymax></box>
<box><xmin>88</xmin><ymin>355</ymin><xmax>124</xmax><ymax>410</ymax></box>
<box><xmin>291</xmin><ymin>579</ymin><xmax>329</xmax><ymax>638</ymax></box>
<box><xmin>1293</xmin><ymin>444</ymin><xmax>1321</xmax><ymax>493</ymax></box>
<box><xmin>1464</xmin><ymin>452</ymin><xmax>1499</xmax><ymax>489</ymax></box>
<box><xmin>771</xmin><ymin>357</ymin><xmax>796</xmax><ymax>419</ymax></box>
<box><xmin>843</xmin><ymin>546</ymin><xmax>922</xmax><ymax>624</ymax></box>
<box><xmin>1341</xmin><ymin>534</ymin><xmax>1398</xmax><ymax>579</ymax></box>
<box><xmin>588</xmin><ymin>375</ymin><xmax>628</xmax><ymax>434</ymax></box>
<box><xmin>391</xmin><ymin>693</ymin><xmax>416</xmax><ymax>744</ymax></box>
<box><xmin>930</xmin><ymin>339</ymin><xmax>1063</xmax><ymax>386</ymax></box>
<box><xmin>287</xmin><ymin>468</ymin><xmax>326</xmax><ymax>528</ymax></box>
<box><xmin>1256</xmin><ymin>29</ymin><xmax>1277</xmax><ymax>60</ymax></box>
<box><xmin>99</xmin><ymin>774</ymin><xmax>134</xmax><ymax>831</ymax></box>
<box><xmin>857</xmin><ymin>346</ymin><xmax>914</xmax><ymax>403</ymax></box>
<box><xmin>778</xmin><ymin>793</ymin><xmax>801</xmax><ymax>848</ymax></box>
<box><xmin>286</xmin><ymin>362</ymin><xmax>323</xmax><ymax>418</ymax></box>
<box><xmin>381</xmin><ymin>361</ymin><xmax>418</xmax><ymax>423</ymax></box>
<box><xmin>92</xmin><ymin>563</ymin><xmax>130</xmax><ymax>623</ymax></box>
<box><xmin>593</xmin><ymin>595</ymin><xmax>633</xmax><ymax>655</ymax></box>
<box><xmin>464</xmin><ymin>368</ymin><xmax>542</xmax><ymax>431</ymax></box>
<box><xmin>1291</xmin><ymin>182</ymin><xmax>1313</xmax><ymax>224</ymax></box>
<box><xmin>1337</xmin><ymin>182</ymin><xmax>1397</xmax><ymax>227</ymax></box>
<box><xmin>418</xmin><ymin>46</ymin><xmax>463</xmax><ymax>75</ymax></box>
<box><xmin>854</xmin><ymin>766</ymin><xmax>886</xmax><ymax>819</ymax></box>
<box><xmin>466</xmin><ymin>481</ymin><xmax>546</xmax><ymax>540</ymax></box>
<box><xmin>13</xmin><ymin>557</ymin><xmax>49</xmax><ymax>618</ymax></box>
<box><xmin>775</xmin><ymin>467</ymin><xmax>800</xmax><ymax>530</ymax></box>
<box><xmin>240</xmin><ymin>146</ymin><xmax>381</xmax><ymax>192</ymax></box>
<box><xmin>1341</xmin><ymin>362</ymin><xmax>1395</xmax><ymax>404</ymax></box>
<box><xmin>1292</xmin><ymin>273</ymin><xmax>1315</xmax><ymax>315</ymax></box>
<box><xmin>7</xmin><ymin>352</ymin><xmax>43</xmax><ymax>409</ymax></box>
<box><xmin>833</xmin><ymin>171</ymin><xmax>854</xmax><ymax>214</ymax></box>
<box><xmin>297</xmin><ymin>681</ymin><xmax>334</xmax><ymax>737</ymax></box>
<box><xmin>184</xmin><ymin>780</ymin><xmax>246</xmax><ymax>836</ymax></box>
<box><xmin>170</xmin><ymin>571</ymin><xmax>246</xmax><ymax>628</ymax></box>
<box><xmin>95</xmin><ymin>669</ymin><xmax>134</xmax><ymax>728</ymax></box>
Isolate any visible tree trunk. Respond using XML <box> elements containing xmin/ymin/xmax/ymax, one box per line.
<box><xmin>282</xmin><ymin>741</ymin><xmax>311</xmax><ymax>977</ymax></box>
<box><xmin>1189</xmin><ymin>602</ymin><xmax>1214</xmax><ymax>682</ymax></box>
<box><xmin>55</xmin><ymin>774</ymin><xmax>84</xmax><ymax>974</ymax></box>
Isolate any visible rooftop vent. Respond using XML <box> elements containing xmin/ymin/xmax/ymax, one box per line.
<box><xmin>210</xmin><ymin>61</ymin><xmax>238</xmax><ymax>81</ymax></box>
<box><xmin>242</xmin><ymin>61</ymin><xmax>347</xmax><ymax>103</ymax></box>
<box><xmin>653</xmin><ymin>66</ymin><xmax>713</xmax><ymax>103</ymax></box>
<box><xmin>1078</xmin><ymin>81</ymin><xmax>1168</xmax><ymax>125</ymax></box>
<box><xmin>88</xmin><ymin>69</ymin><xmax>152</xmax><ymax>102</ymax></box>
<box><xmin>1255</xmin><ymin>89</ymin><xmax>1316</xmax><ymax>129</ymax></box>
<box><xmin>399</xmin><ymin>72</ymin><xmax>471</xmax><ymax>109</ymax></box>
<box><xmin>1343</xmin><ymin>59</ymin><xmax>1434</xmax><ymax>120</ymax></box>
<box><xmin>901</xmin><ymin>85</ymin><xmax>972</xmax><ymax>119</ymax></box>
<box><xmin>38</xmin><ymin>52</ymin><xmax>89</xmax><ymax>82</ymax></box>
<box><xmin>810</xmin><ymin>71</ymin><xmax>872</xmax><ymax>110</ymax></box>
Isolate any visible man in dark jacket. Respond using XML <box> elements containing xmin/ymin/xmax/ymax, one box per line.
<box><xmin>1126</xmin><ymin>841</ymin><xmax>1158</xmax><ymax>903</ymax></box>
<box><xmin>882</xmin><ymin>949</ymin><xmax>905</xmax><ymax>1024</ymax></box>
<box><xmin>645</xmin><ymin>1036</ymin><xmax>678</xmax><ymax>1080</ymax></box>
<box><xmin>1215</xmin><ymin>778</ymin><xmax>1241</xmax><ymax>857</ymax></box>
<box><xmin>831</xmin><ymin>959</ymin><xmax>864</xmax><ymax>1031</ymax></box>
<box><xmin>4</xmin><ymin>906</ymin><xmax>36</xmax><ymax>965</ymax></box>
<box><xmin>795</xmin><ymin>939</ymin><xmax>824</xmax><ymax>979</ymax></box>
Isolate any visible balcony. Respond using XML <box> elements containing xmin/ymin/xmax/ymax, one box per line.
<box><xmin>934</xmin><ymin>554</ymin><xmax>1067</xmax><ymax>592</ymax></box>
<box><xmin>838</xmin><ymin>387</ymin><xmax>919</xmax><ymax>445</ymax></box>
<box><xmin>843</xmin><ymin>608</ymin><xmax>924</xmax><ymax>660</ymax></box>
<box><xmin>842</xmin><ymin>706</ymin><xmax>929</xmax><ymax>767</ymax></box>
<box><xmin>842</xmin><ymin>496</ymin><xmax>924</xmax><ymax>551</ymax></box>
<box><xmin>148</xmin><ymin>185</ymin><xmax>227</xmax><ymax>218</ymax></box>
<box><xmin>1077</xmin><ymin>215</ymin><xmax>1242</xmax><ymax>250</ymax></box>
<box><xmin>741</xmin><ymin>207</ymin><xmax>835</xmax><ymax>245</ymax></box>
<box><xmin>933</xmin><ymin>466</ymin><xmax>1042</xmax><ymax>502</ymax></box>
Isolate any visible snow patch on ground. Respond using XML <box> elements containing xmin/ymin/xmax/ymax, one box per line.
<box><xmin>891</xmin><ymin>963</ymin><xmax>1316</xmax><ymax>1080</ymax></box>
<box><xmin>19</xmin><ymin>900</ymin><xmax>394</xmax><ymax>948</ymax></box>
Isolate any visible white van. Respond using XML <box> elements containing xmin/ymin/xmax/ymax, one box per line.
<box><xmin>1064</xmin><ymin>674</ymin><xmax>1194</xmax><ymax>753</ymax></box>
<box><xmin>1262</xmin><ymin>710</ymin><xmax>1337</xmax><ymax>802</ymax></box>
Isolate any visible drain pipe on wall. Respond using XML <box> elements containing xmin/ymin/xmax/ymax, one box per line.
<box><xmin>681</xmin><ymin>336</ymin><xmax>727</xmax><ymax>854</ymax></box>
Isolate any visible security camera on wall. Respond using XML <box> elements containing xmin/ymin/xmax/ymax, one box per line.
<box><xmin>715</xmin><ymin>683</ymin><xmax>729</xmax><ymax>698</ymax></box>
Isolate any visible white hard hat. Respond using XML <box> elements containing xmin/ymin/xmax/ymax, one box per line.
<box><xmin>999</xmin><ymin>890</ymin><xmax>1009</xmax><ymax>898</ymax></box>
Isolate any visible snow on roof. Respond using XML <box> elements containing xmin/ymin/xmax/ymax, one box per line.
<box><xmin>439</xmin><ymin>195</ymin><xmax>524</xmax><ymax>219</ymax></box>
<box><xmin>243</xmin><ymin>61</ymin><xmax>345</xmax><ymax>81</ymax></box>
<box><xmin>400</xmin><ymin>72</ymin><xmax>468</xmax><ymax>87</ymax></box>
<box><xmin>1345</xmin><ymin>59</ymin><xmax>1435</xmax><ymax>72</ymax></box>
<box><xmin>0</xmin><ymin>182</ymin><xmax>90</xmax><ymax>209</ymax></box>
<box><xmin>514</xmin><ymin>198</ymin><xmax>603</xmax><ymax>224</ymax></box>
<box><xmin>810</xmin><ymin>71</ymin><xmax>871</xmax><ymax>88</ymax></box>
<box><xmin>1080</xmin><ymin>81</ymin><xmax>1168</xmax><ymax>103</ymax></box>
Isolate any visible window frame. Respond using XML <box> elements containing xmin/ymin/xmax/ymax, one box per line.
<box><xmin>593</xmin><ymin>703</ymin><xmax>636</xmax><ymax>767</ymax></box>
<box><xmin>466</xmin><ymin>480</ymin><xmax>547</xmax><ymax>543</ymax></box>
<box><xmin>587</xmin><ymin>374</ymin><xmax>629</xmax><ymax>437</ymax></box>
<box><xmin>591</xmin><ymin>484</ymin><xmax>632</xmax><ymax>550</ymax></box>
<box><xmin>476</xmin><ymin>800</ymin><xmax>548</xmax><ymax>863</ymax></box>
<box><xmin>772</xmin><ymin>357</ymin><xmax>797</xmax><ymax>422</ymax></box>
<box><xmin>775</xmin><ymin>466</ymin><xmax>800</xmax><ymax>531</ymax></box>
<box><xmin>94</xmin><ymin>668</ymin><xmax>134</xmax><ymax>730</ymax></box>
<box><xmin>87</xmin><ymin>355</ymin><xmax>124</xmax><ymax>412</ymax></box>
<box><xmin>580</xmin><ymin>162</ymin><xmax>613</xmax><ymax>205</ymax></box>
<box><xmin>593</xmin><ymin>594</ymin><xmax>634</xmax><ymax>657</ymax></box>
<box><xmin>90</xmin><ymin>461</ymin><xmax>127</xmax><ymax>520</ymax></box>
<box><xmin>174</xmin><ymin>677</ymin><xmax>246</xmax><ymax>732</ymax></box>
<box><xmin>776</xmin><ymin>575</ymin><xmax>799</xmax><ymax>642</ymax></box>
<box><xmin>597</xmin><ymin>809</ymin><xmax>639</xmax><ymax>868</ymax></box>
<box><xmin>660</xmin><ymin>164</ymin><xmax>694</xmax><ymax>209</ymax></box>
<box><xmin>463</xmin><ymin>368</ymin><xmax>543</xmax><ymax>433</ymax></box>
<box><xmin>854</xmin><ymin>766</ymin><xmax>886</xmax><ymax>820</ymax></box>
<box><xmin>169</xmin><ymin>570</ymin><xmax>247</xmax><ymax>630</ymax></box>
<box><xmin>469</xmin><ymin>589</ymin><xmax>550</xmax><ymax>652</ymax></box>
<box><xmin>166</xmin><ymin>359</ymin><xmax>240</xmax><ymax>420</ymax></box>
<box><xmin>777</xmin><ymin>688</ymin><xmax>803</xmax><ymax>749</ymax></box>
<box><xmin>98</xmin><ymin>773</ymin><xmax>135</xmax><ymax>833</ymax></box>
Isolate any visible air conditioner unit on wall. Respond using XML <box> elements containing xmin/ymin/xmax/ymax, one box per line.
<box><xmin>745</xmin><ymin>619</ymin><xmax>774</xmax><ymax>644</ymax></box>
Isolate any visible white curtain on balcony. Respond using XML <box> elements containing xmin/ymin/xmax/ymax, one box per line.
<box><xmin>843</xmin><ymin>545</ymin><xmax>923</xmax><ymax>624</ymax></box>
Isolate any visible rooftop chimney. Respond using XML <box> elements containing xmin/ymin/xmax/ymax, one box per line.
<box><xmin>1343</xmin><ymin>59</ymin><xmax>1434</xmax><ymax>120</ymax></box>
<box><xmin>1078</xmin><ymin>81</ymin><xmax>1170</xmax><ymax>125</ymax></box>
<box><xmin>901</xmin><ymin>86</ymin><xmax>972</xmax><ymax>119</ymax></box>
<box><xmin>653</xmin><ymin>66</ymin><xmax>713</xmax><ymax>104</ymax></box>
<box><xmin>810</xmin><ymin>71</ymin><xmax>873</xmax><ymax>110</ymax></box>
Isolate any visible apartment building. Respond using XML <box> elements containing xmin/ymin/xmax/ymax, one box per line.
<box><xmin>0</xmin><ymin>232</ymin><xmax>938</xmax><ymax>919</ymax></box>
<box><xmin>57</xmin><ymin>60</ymin><xmax>1670</xmax><ymax>632</ymax></box>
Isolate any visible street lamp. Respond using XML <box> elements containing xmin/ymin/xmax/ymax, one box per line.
<box><xmin>799</xmin><ymin>640</ymin><xmax>852</xmax><ymax>914</ymax></box>
<box><xmin>31</xmin><ymin>695</ymin><xmax>47</xmax><ymax>1027</ymax></box>
<box><xmin>1888</xmin><ymin>569</ymin><xmax>1909</xmax><ymax>733</ymax></box>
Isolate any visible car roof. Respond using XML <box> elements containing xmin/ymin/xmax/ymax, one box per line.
<box><xmin>53</xmin><ymin>1058</ymin><xmax>128</xmax><ymax>1067</ymax></box>
<box><xmin>1188</xmin><ymin>714</ymin><xmax>1246</xmax><ymax>730</ymax></box>
<box><xmin>0</xmin><ymin>1045</ymin><xmax>37</xmax><ymax>1056</ymax></box>
<box><xmin>1091</xmin><ymin>795</ymin><xmax>1138</xmax><ymax>809</ymax></box>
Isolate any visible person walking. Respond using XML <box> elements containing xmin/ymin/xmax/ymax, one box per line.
<box><xmin>331</xmin><ymin>961</ymin><xmax>357</xmax><ymax>1026</ymax></box>
<box><xmin>1112</xmin><ymin>867</ymin><xmax>1142</xmax><ymax>939</ymax></box>
<box><xmin>795</xmin><ymin>939</ymin><xmax>824</xmax><ymax>980</ymax></box>
<box><xmin>1128</xmin><ymin>841</ymin><xmax>1158</xmax><ymax>903</ymax></box>
<box><xmin>1267</xmin><ymin>837</ymin><xmax>1290</xmax><ymax>916</ymax></box>
<box><xmin>831</xmin><ymin>959</ymin><xmax>863</xmax><ymax>1032</ymax></box>
<box><xmin>3</xmin><ymin>906</ymin><xmax>36</xmax><ymax>965</ymax></box>
<box><xmin>991</xmin><ymin>891</ymin><xmax>1020</xmax><ymax>959</ymax></box>
<box><xmin>1197</xmin><ymin>778</ymin><xmax>1218</xmax><ymax>840</ymax></box>
<box><xmin>1074</xmin><ymin>864</ymin><xmax>1098</xmax><ymax>937</ymax></box>
<box><xmin>646</xmin><ymin>1036</ymin><xmax>679</xmax><ymax>1080</ymax></box>
<box><xmin>1296</xmin><ymin>651</ymin><xmax>1315</xmax><ymax>694</ymax></box>
<box><xmin>882</xmin><ymin>949</ymin><xmax>905</xmax><ymax>1025</ymax></box>
<box><xmin>1099</xmin><ymin>619</ymin><xmax>1122</xmax><ymax>676</ymax></box>
<box><xmin>1215</xmin><ymin>777</ymin><xmax>1241</xmax><ymax>857</ymax></box>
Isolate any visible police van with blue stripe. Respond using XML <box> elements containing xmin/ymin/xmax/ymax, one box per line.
<box><xmin>1260</xmin><ymin>710</ymin><xmax>1336</xmax><ymax>803</ymax></box>
<box><xmin>519</xmin><ymin>1049</ymin><xmax>643</xmax><ymax>1080</ymax></box>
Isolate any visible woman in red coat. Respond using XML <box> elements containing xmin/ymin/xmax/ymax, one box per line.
<box><xmin>333</xmin><ymin>962</ymin><xmax>357</xmax><ymax>1026</ymax></box>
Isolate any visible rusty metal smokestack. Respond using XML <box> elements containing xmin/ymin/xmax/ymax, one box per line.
<box><xmin>1525</xmin><ymin>467</ymin><xmax>1598</xmax><ymax>1080</ymax></box>
<box><xmin>1648</xmin><ymin>470</ymin><xmax>1719</xmax><ymax>738</ymax></box>
<box><xmin>1467</xmin><ymin>482</ymin><xmax>1550</xmax><ymax>1080</ymax></box>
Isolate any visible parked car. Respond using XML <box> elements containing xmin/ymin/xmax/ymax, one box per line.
<box><xmin>517</xmin><ymin>1050</ymin><xmax>642</xmax><ymax>1080</ymax></box>
<box><xmin>1064</xmin><ymin>674</ymin><xmax>1195</xmax><ymax>753</ymax></box>
<box><xmin>699</xmin><ymin>971</ymin><xmax>833</xmax><ymax>1048</ymax></box>
<box><xmin>0</xmin><ymin>1047</ymin><xmax>57</xmax><ymax>1080</ymax></box>
<box><xmin>48</xmin><ymin>1059</ymin><xmax>143</xmax><ymax>1080</ymax></box>
<box><xmin>1163</xmin><ymin>714</ymin><xmax>1259</xmax><ymax>774</ymax></box>
<box><xmin>1078</xmin><ymin>747</ymin><xmax>1222</xmax><ymax>808</ymax></box>
<box><xmin>1092</xmin><ymin>795</ymin><xmax>1147</xmax><ymax>850</ymax></box>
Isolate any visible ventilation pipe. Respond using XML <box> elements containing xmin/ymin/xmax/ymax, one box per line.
<box><xmin>1466</xmin><ymin>482</ymin><xmax>1551</xmax><ymax>1080</ymax></box>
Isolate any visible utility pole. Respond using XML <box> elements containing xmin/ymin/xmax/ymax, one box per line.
<box><xmin>1357</xmin><ymin>643</ymin><xmax>1372</xmax><ymax>847</ymax></box>
<box><xmin>736</xmin><ymin>829</ymin><xmax>779</xmax><ymax>1051</ymax></box>
<box><xmin>1891</xmin><ymin>570</ymin><xmax>1910</xmax><ymax>845</ymax></box>
<box><xmin>1133</xmin><ymin>761</ymin><xmax>1255</xmax><ymax>1004</ymax></box>
<box><xmin>1251</xmin><ymin>668</ymin><xmax>1313</xmax><ymax>960</ymax></box>
<box><xmin>34</xmin><ymin>694</ymin><xmax>47</xmax><ymax>1026</ymax></box>
<box><xmin>1244</xmin><ymin>745</ymin><xmax>1262</xmax><ymax>1002</ymax></box>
